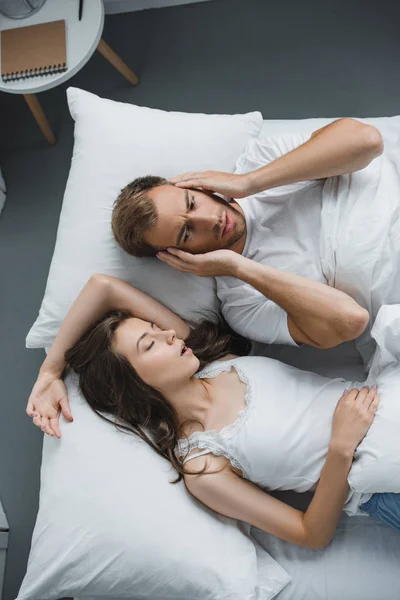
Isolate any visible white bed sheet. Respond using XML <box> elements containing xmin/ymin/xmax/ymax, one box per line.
<box><xmin>253</xmin><ymin>507</ymin><xmax>400</xmax><ymax>600</ymax></box>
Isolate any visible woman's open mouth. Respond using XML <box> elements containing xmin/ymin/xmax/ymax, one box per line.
<box><xmin>180</xmin><ymin>343</ymin><xmax>193</xmax><ymax>356</ymax></box>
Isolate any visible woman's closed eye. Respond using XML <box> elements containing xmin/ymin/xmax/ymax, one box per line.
<box><xmin>146</xmin><ymin>323</ymin><xmax>159</xmax><ymax>350</ymax></box>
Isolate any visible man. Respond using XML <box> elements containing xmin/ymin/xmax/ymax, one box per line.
<box><xmin>112</xmin><ymin>118</ymin><xmax>390</xmax><ymax>357</ymax></box>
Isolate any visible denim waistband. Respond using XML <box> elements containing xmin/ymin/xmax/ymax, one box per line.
<box><xmin>360</xmin><ymin>493</ymin><xmax>378</xmax><ymax>514</ymax></box>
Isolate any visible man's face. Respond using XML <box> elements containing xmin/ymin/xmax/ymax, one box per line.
<box><xmin>145</xmin><ymin>185</ymin><xmax>246</xmax><ymax>254</ymax></box>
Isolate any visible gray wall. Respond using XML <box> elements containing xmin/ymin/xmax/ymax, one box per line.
<box><xmin>1</xmin><ymin>1</ymin><xmax>400</xmax><ymax>599</ymax></box>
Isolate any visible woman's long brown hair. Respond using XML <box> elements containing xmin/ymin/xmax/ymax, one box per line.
<box><xmin>64</xmin><ymin>311</ymin><xmax>251</xmax><ymax>482</ymax></box>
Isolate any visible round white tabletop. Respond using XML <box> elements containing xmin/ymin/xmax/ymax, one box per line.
<box><xmin>0</xmin><ymin>0</ymin><xmax>104</xmax><ymax>94</ymax></box>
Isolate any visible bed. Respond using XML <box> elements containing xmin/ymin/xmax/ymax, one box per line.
<box><xmin>19</xmin><ymin>90</ymin><xmax>400</xmax><ymax>600</ymax></box>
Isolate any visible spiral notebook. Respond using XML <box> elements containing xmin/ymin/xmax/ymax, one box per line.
<box><xmin>1</xmin><ymin>20</ymin><xmax>67</xmax><ymax>83</ymax></box>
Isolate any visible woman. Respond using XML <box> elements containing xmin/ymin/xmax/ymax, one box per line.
<box><xmin>27</xmin><ymin>274</ymin><xmax>399</xmax><ymax>549</ymax></box>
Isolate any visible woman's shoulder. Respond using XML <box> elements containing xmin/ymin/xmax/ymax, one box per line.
<box><xmin>183</xmin><ymin>449</ymin><xmax>244</xmax><ymax>479</ymax></box>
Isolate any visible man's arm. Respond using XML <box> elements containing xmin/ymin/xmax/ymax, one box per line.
<box><xmin>234</xmin><ymin>256</ymin><xmax>369</xmax><ymax>349</ymax></box>
<box><xmin>158</xmin><ymin>249</ymin><xmax>369</xmax><ymax>349</ymax></box>
<box><xmin>168</xmin><ymin>119</ymin><xmax>384</xmax><ymax>199</ymax></box>
<box><xmin>245</xmin><ymin>118</ymin><xmax>383</xmax><ymax>195</ymax></box>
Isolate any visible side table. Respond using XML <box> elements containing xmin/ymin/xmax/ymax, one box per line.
<box><xmin>0</xmin><ymin>0</ymin><xmax>139</xmax><ymax>145</ymax></box>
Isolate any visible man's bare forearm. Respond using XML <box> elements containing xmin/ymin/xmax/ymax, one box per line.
<box><xmin>232</xmin><ymin>255</ymin><xmax>369</xmax><ymax>348</ymax></box>
<box><xmin>244</xmin><ymin>118</ymin><xmax>383</xmax><ymax>196</ymax></box>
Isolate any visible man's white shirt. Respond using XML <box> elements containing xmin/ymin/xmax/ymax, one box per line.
<box><xmin>216</xmin><ymin>132</ymin><xmax>400</xmax><ymax>363</ymax></box>
<box><xmin>217</xmin><ymin>132</ymin><xmax>325</xmax><ymax>346</ymax></box>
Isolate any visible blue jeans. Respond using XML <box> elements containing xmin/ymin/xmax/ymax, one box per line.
<box><xmin>360</xmin><ymin>493</ymin><xmax>400</xmax><ymax>532</ymax></box>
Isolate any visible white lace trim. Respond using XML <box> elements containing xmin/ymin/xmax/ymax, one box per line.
<box><xmin>176</xmin><ymin>358</ymin><xmax>253</xmax><ymax>477</ymax></box>
<box><xmin>184</xmin><ymin>441</ymin><xmax>249</xmax><ymax>479</ymax></box>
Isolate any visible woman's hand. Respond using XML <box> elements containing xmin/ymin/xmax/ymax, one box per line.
<box><xmin>331</xmin><ymin>386</ymin><xmax>380</xmax><ymax>455</ymax></box>
<box><xmin>168</xmin><ymin>171</ymin><xmax>250</xmax><ymax>199</ymax></box>
<box><xmin>157</xmin><ymin>248</ymin><xmax>239</xmax><ymax>277</ymax></box>
<box><xmin>26</xmin><ymin>371</ymin><xmax>73</xmax><ymax>439</ymax></box>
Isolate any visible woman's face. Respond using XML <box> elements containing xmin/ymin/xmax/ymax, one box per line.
<box><xmin>113</xmin><ymin>317</ymin><xmax>199</xmax><ymax>390</ymax></box>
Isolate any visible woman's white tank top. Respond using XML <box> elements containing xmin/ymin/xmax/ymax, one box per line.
<box><xmin>176</xmin><ymin>355</ymin><xmax>368</xmax><ymax>514</ymax></box>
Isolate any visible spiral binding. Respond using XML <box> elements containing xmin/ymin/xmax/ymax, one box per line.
<box><xmin>2</xmin><ymin>63</ymin><xmax>67</xmax><ymax>83</ymax></box>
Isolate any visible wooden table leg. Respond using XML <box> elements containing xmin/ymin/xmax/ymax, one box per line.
<box><xmin>97</xmin><ymin>38</ymin><xmax>139</xmax><ymax>86</ymax></box>
<box><xmin>23</xmin><ymin>94</ymin><xmax>56</xmax><ymax>145</ymax></box>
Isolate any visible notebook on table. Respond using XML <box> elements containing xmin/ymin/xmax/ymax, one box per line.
<box><xmin>1</xmin><ymin>20</ymin><xmax>67</xmax><ymax>83</ymax></box>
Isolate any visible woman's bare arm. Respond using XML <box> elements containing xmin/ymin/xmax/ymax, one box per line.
<box><xmin>185</xmin><ymin>445</ymin><xmax>351</xmax><ymax>549</ymax></box>
<box><xmin>42</xmin><ymin>274</ymin><xmax>190</xmax><ymax>377</ymax></box>
<box><xmin>27</xmin><ymin>275</ymin><xmax>190</xmax><ymax>437</ymax></box>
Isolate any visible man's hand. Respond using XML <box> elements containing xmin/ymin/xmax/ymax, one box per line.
<box><xmin>26</xmin><ymin>371</ymin><xmax>73</xmax><ymax>438</ymax></box>
<box><xmin>168</xmin><ymin>170</ymin><xmax>250</xmax><ymax>199</ymax></box>
<box><xmin>157</xmin><ymin>248</ymin><xmax>239</xmax><ymax>277</ymax></box>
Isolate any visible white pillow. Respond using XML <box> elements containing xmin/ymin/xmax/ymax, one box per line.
<box><xmin>16</xmin><ymin>374</ymin><xmax>291</xmax><ymax>600</ymax></box>
<box><xmin>26</xmin><ymin>87</ymin><xmax>263</xmax><ymax>349</ymax></box>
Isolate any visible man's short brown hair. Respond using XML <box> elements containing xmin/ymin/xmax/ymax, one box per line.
<box><xmin>112</xmin><ymin>175</ymin><xmax>169</xmax><ymax>257</ymax></box>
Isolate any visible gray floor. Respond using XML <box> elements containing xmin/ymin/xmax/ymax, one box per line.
<box><xmin>1</xmin><ymin>0</ymin><xmax>400</xmax><ymax>598</ymax></box>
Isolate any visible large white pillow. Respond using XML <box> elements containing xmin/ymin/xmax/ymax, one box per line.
<box><xmin>16</xmin><ymin>374</ymin><xmax>291</xmax><ymax>600</ymax></box>
<box><xmin>26</xmin><ymin>87</ymin><xmax>263</xmax><ymax>349</ymax></box>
